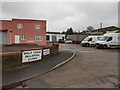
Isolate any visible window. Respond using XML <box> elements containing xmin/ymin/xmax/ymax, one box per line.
<box><xmin>107</xmin><ymin>37</ymin><xmax>112</xmax><ymax>42</ymax></box>
<box><xmin>35</xmin><ymin>36</ymin><xmax>42</xmax><ymax>41</ymax></box>
<box><xmin>17</xmin><ymin>23</ymin><xmax>23</xmax><ymax>29</ymax></box>
<box><xmin>46</xmin><ymin>35</ymin><xmax>50</xmax><ymax>41</ymax></box>
<box><xmin>35</xmin><ymin>24</ymin><xmax>40</xmax><ymax>29</ymax></box>
<box><xmin>21</xmin><ymin>35</ymin><xmax>26</xmax><ymax>40</ymax></box>
<box><xmin>99</xmin><ymin>36</ymin><xmax>108</xmax><ymax>41</ymax></box>
<box><xmin>88</xmin><ymin>38</ymin><xmax>92</xmax><ymax>41</ymax></box>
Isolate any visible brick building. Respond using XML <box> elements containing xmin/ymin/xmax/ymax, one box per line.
<box><xmin>0</xmin><ymin>19</ymin><xmax>46</xmax><ymax>45</ymax></box>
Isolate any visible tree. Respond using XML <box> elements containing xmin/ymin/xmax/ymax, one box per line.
<box><xmin>65</xmin><ymin>27</ymin><xmax>74</xmax><ymax>39</ymax></box>
<box><xmin>66</xmin><ymin>27</ymin><xmax>74</xmax><ymax>35</ymax></box>
<box><xmin>86</xmin><ymin>26</ymin><xmax>94</xmax><ymax>32</ymax></box>
<box><xmin>61</xmin><ymin>31</ymin><xmax>65</xmax><ymax>34</ymax></box>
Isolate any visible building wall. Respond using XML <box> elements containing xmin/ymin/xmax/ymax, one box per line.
<box><xmin>46</xmin><ymin>34</ymin><xmax>65</xmax><ymax>42</ymax></box>
<box><xmin>67</xmin><ymin>34</ymin><xmax>88</xmax><ymax>42</ymax></box>
<box><xmin>1</xmin><ymin>19</ymin><xmax>46</xmax><ymax>45</ymax></box>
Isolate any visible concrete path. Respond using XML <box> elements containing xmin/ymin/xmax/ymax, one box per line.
<box><xmin>2</xmin><ymin>51</ymin><xmax>74</xmax><ymax>88</ymax></box>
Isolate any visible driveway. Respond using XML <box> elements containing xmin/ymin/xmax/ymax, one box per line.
<box><xmin>25</xmin><ymin>44</ymin><xmax>119</xmax><ymax>88</ymax></box>
<box><xmin>2</xmin><ymin>51</ymin><xmax>74</xmax><ymax>89</ymax></box>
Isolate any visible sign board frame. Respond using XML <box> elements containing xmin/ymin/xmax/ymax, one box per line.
<box><xmin>43</xmin><ymin>49</ymin><xmax>50</xmax><ymax>56</ymax></box>
<box><xmin>22</xmin><ymin>49</ymin><xmax>42</xmax><ymax>63</ymax></box>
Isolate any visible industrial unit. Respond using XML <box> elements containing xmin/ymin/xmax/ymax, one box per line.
<box><xmin>46</xmin><ymin>32</ymin><xmax>65</xmax><ymax>42</ymax></box>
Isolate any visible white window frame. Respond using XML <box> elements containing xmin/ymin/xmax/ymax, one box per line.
<box><xmin>35</xmin><ymin>24</ymin><xmax>40</xmax><ymax>30</ymax></box>
<box><xmin>21</xmin><ymin>35</ymin><xmax>26</xmax><ymax>40</ymax></box>
<box><xmin>17</xmin><ymin>23</ymin><xmax>23</xmax><ymax>29</ymax></box>
<box><xmin>35</xmin><ymin>36</ymin><xmax>42</xmax><ymax>41</ymax></box>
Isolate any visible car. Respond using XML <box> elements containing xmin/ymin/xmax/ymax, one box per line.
<box><xmin>65</xmin><ymin>39</ymin><xmax>73</xmax><ymax>44</ymax></box>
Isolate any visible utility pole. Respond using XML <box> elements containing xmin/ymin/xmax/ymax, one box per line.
<box><xmin>100</xmin><ymin>22</ymin><xmax>102</xmax><ymax>29</ymax></box>
<box><xmin>98</xmin><ymin>22</ymin><xmax>103</xmax><ymax>34</ymax></box>
<box><xmin>100</xmin><ymin>22</ymin><xmax>103</xmax><ymax>34</ymax></box>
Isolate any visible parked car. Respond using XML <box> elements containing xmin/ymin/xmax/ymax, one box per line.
<box><xmin>95</xmin><ymin>32</ymin><xmax>120</xmax><ymax>49</ymax></box>
<box><xmin>65</xmin><ymin>39</ymin><xmax>73</xmax><ymax>44</ymax></box>
<box><xmin>58</xmin><ymin>39</ymin><xmax>65</xmax><ymax>43</ymax></box>
<box><xmin>81</xmin><ymin>35</ymin><xmax>101</xmax><ymax>47</ymax></box>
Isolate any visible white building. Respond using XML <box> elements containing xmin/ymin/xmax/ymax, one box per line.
<box><xmin>46</xmin><ymin>32</ymin><xmax>65</xmax><ymax>42</ymax></box>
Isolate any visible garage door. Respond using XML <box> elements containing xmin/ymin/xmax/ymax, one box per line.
<box><xmin>0</xmin><ymin>31</ymin><xmax>7</xmax><ymax>44</ymax></box>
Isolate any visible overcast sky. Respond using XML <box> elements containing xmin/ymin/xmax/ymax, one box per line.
<box><xmin>2</xmin><ymin>2</ymin><xmax>118</xmax><ymax>32</ymax></box>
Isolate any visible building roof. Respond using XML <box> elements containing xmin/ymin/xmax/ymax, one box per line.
<box><xmin>0</xmin><ymin>20</ymin><xmax>11</xmax><ymax>22</ymax></box>
<box><xmin>12</xmin><ymin>18</ymin><xmax>46</xmax><ymax>22</ymax></box>
<box><xmin>92</xmin><ymin>26</ymin><xmax>120</xmax><ymax>32</ymax></box>
<box><xmin>47</xmin><ymin>32</ymin><xmax>61</xmax><ymax>34</ymax></box>
<box><xmin>0</xmin><ymin>18</ymin><xmax>46</xmax><ymax>22</ymax></box>
<box><xmin>81</xmin><ymin>26</ymin><xmax>120</xmax><ymax>35</ymax></box>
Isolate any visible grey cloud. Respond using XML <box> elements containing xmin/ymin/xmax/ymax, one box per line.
<box><xmin>2</xmin><ymin>2</ymin><xmax>118</xmax><ymax>32</ymax></box>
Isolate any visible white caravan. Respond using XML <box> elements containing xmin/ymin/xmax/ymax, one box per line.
<box><xmin>81</xmin><ymin>35</ymin><xmax>101</xmax><ymax>47</ymax></box>
<box><xmin>95</xmin><ymin>33</ymin><xmax>120</xmax><ymax>49</ymax></box>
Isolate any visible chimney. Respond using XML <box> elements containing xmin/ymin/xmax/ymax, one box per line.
<box><xmin>100</xmin><ymin>22</ymin><xmax>102</xmax><ymax>29</ymax></box>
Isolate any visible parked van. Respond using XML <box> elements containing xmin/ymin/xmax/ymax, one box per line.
<box><xmin>95</xmin><ymin>33</ymin><xmax>120</xmax><ymax>49</ymax></box>
<box><xmin>81</xmin><ymin>35</ymin><xmax>101</xmax><ymax>47</ymax></box>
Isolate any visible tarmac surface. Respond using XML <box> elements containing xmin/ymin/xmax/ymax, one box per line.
<box><xmin>2</xmin><ymin>51</ymin><xmax>74</xmax><ymax>88</ymax></box>
<box><xmin>22</xmin><ymin>44</ymin><xmax>119</xmax><ymax>88</ymax></box>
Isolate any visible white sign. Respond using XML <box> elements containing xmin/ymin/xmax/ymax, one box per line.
<box><xmin>43</xmin><ymin>49</ymin><xmax>50</xmax><ymax>56</ymax></box>
<box><xmin>22</xmin><ymin>50</ymin><xmax>42</xmax><ymax>63</ymax></box>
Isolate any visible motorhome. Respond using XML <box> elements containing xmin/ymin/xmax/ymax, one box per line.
<box><xmin>81</xmin><ymin>35</ymin><xmax>101</xmax><ymax>47</ymax></box>
<box><xmin>95</xmin><ymin>33</ymin><xmax>120</xmax><ymax>49</ymax></box>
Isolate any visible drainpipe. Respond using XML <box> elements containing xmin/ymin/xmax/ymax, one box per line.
<box><xmin>9</xmin><ymin>31</ymin><xmax>12</xmax><ymax>45</ymax></box>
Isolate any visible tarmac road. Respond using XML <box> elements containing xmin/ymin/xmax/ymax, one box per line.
<box><xmin>2</xmin><ymin>51</ymin><xmax>74</xmax><ymax>89</ymax></box>
<box><xmin>24</xmin><ymin>44</ymin><xmax>119</xmax><ymax>88</ymax></box>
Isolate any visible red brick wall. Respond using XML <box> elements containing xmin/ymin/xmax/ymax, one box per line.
<box><xmin>1</xmin><ymin>19</ymin><xmax>46</xmax><ymax>46</ymax></box>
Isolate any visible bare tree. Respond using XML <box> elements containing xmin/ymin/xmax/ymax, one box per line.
<box><xmin>86</xmin><ymin>26</ymin><xmax>94</xmax><ymax>32</ymax></box>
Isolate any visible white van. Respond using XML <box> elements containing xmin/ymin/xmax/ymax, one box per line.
<box><xmin>81</xmin><ymin>35</ymin><xmax>101</xmax><ymax>47</ymax></box>
<box><xmin>95</xmin><ymin>33</ymin><xmax>120</xmax><ymax>49</ymax></box>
